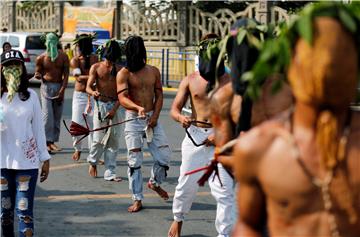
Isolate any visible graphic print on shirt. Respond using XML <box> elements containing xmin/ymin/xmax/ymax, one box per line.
<box><xmin>21</xmin><ymin>137</ymin><xmax>39</xmax><ymax>163</ymax></box>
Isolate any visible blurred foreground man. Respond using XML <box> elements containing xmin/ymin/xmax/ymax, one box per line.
<box><xmin>233</xmin><ymin>4</ymin><xmax>360</xmax><ymax>237</ymax></box>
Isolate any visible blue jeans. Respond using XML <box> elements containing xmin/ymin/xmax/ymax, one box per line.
<box><xmin>1</xmin><ymin>169</ymin><xmax>38</xmax><ymax>237</ymax></box>
<box><xmin>124</xmin><ymin>111</ymin><xmax>171</xmax><ymax>201</ymax></box>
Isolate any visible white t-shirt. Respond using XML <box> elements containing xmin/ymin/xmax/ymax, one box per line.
<box><xmin>1</xmin><ymin>89</ymin><xmax>51</xmax><ymax>169</ymax></box>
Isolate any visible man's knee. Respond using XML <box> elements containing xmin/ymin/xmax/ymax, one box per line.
<box><xmin>156</xmin><ymin>144</ymin><xmax>171</xmax><ymax>163</ymax></box>
<box><xmin>128</xmin><ymin>148</ymin><xmax>143</xmax><ymax>176</ymax></box>
<box><xmin>130</xmin><ymin>148</ymin><xmax>142</xmax><ymax>153</ymax></box>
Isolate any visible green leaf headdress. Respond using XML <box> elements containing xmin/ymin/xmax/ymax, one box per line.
<box><xmin>72</xmin><ymin>33</ymin><xmax>97</xmax><ymax>46</ymax></box>
<box><xmin>199</xmin><ymin>18</ymin><xmax>273</xmax><ymax>96</ymax></box>
<box><xmin>243</xmin><ymin>2</ymin><xmax>360</xmax><ymax>100</ymax></box>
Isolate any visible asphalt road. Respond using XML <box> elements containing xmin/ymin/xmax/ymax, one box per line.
<box><xmin>30</xmin><ymin>85</ymin><xmax>219</xmax><ymax>237</ymax></box>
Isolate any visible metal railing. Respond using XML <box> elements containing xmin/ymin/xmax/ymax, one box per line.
<box><xmin>147</xmin><ymin>49</ymin><xmax>196</xmax><ymax>88</ymax></box>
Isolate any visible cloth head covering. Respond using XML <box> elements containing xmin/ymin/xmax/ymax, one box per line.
<box><xmin>198</xmin><ymin>34</ymin><xmax>225</xmax><ymax>93</ymax></box>
<box><xmin>124</xmin><ymin>36</ymin><xmax>146</xmax><ymax>72</ymax></box>
<box><xmin>45</xmin><ymin>33</ymin><xmax>59</xmax><ymax>62</ymax></box>
<box><xmin>103</xmin><ymin>40</ymin><xmax>121</xmax><ymax>76</ymax></box>
<box><xmin>226</xmin><ymin>19</ymin><xmax>261</xmax><ymax>134</ymax></box>
<box><xmin>73</xmin><ymin>34</ymin><xmax>94</xmax><ymax>69</ymax></box>
<box><xmin>227</xmin><ymin>18</ymin><xmax>260</xmax><ymax>95</ymax></box>
<box><xmin>2</xmin><ymin>65</ymin><xmax>23</xmax><ymax>103</ymax></box>
<box><xmin>1</xmin><ymin>50</ymin><xmax>25</xmax><ymax>102</ymax></box>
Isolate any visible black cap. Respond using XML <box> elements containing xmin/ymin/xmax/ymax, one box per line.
<box><xmin>1</xmin><ymin>50</ymin><xmax>25</xmax><ymax>64</ymax></box>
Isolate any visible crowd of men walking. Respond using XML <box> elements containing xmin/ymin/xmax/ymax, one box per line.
<box><xmin>1</xmin><ymin>2</ymin><xmax>360</xmax><ymax>237</ymax></box>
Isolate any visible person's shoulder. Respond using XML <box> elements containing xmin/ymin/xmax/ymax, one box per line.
<box><xmin>211</xmin><ymin>82</ymin><xmax>233</xmax><ymax>104</ymax></box>
<box><xmin>36</xmin><ymin>53</ymin><xmax>46</xmax><ymax>61</ymax></box>
<box><xmin>186</xmin><ymin>71</ymin><xmax>201</xmax><ymax>86</ymax></box>
<box><xmin>119</xmin><ymin>66</ymin><xmax>130</xmax><ymax>74</ymax></box>
<box><xmin>188</xmin><ymin>71</ymin><xmax>200</xmax><ymax>80</ymax></box>
<box><xmin>146</xmin><ymin>64</ymin><xmax>160</xmax><ymax>74</ymax></box>
<box><xmin>234</xmin><ymin>120</ymin><xmax>287</xmax><ymax>167</ymax></box>
<box><xmin>92</xmin><ymin>61</ymin><xmax>103</xmax><ymax>68</ymax></box>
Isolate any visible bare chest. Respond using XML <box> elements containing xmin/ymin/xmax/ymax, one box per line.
<box><xmin>96</xmin><ymin>69</ymin><xmax>117</xmax><ymax>90</ymax></box>
<box><xmin>43</xmin><ymin>57</ymin><xmax>65</xmax><ymax>71</ymax></box>
<box><xmin>258</xmin><ymin>137</ymin><xmax>360</xmax><ymax>224</ymax></box>
<box><xmin>128</xmin><ymin>75</ymin><xmax>155</xmax><ymax>91</ymax></box>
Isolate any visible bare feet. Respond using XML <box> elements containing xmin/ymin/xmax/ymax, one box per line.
<box><xmin>47</xmin><ymin>145</ymin><xmax>55</xmax><ymax>154</ymax></box>
<box><xmin>147</xmin><ymin>182</ymin><xmax>169</xmax><ymax>200</ymax></box>
<box><xmin>72</xmin><ymin>151</ymin><xmax>81</xmax><ymax>161</ymax></box>
<box><xmin>89</xmin><ymin>165</ymin><xmax>97</xmax><ymax>177</ymax></box>
<box><xmin>168</xmin><ymin>221</ymin><xmax>183</xmax><ymax>237</ymax></box>
<box><xmin>128</xmin><ymin>200</ymin><xmax>142</xmax><ymax>213</ymax></box>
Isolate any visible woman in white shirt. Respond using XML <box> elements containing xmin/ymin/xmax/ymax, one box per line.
<box><xmin>1</xmin><ymin>49</ymin><xmax>51</xmax><ymax>237</ymax></box>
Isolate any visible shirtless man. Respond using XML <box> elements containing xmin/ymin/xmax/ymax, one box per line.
<box><xmin>117</xmin><ymin>36</ymin><xmax>171</xmax><ymax>212</ymax></box>
<box><xmin>35</xmin><ymin>32</ymin><xmax>69</xmax><ymax>153</ymax></box>
<box><xmin>168</xmin><ymin>34</ymin><xmax>235</xmax><ymax>237</ymax></box>
<box><xmin>214</xmin><ymin>19</ymin><xmax>293</xmax><ymax>170</ymax></box>
<box><xmin>232</xmin><ymin>15</ymin><xmax>360</xmax><ymax>237</ymax></box>
<box><xmin>86</xmin><ymin>40</ymin><xmax>123</xmax><ymax>181</ymax></box>
<box><xmin>70</xmin><ymin>34</ymin><xmax>98</xmax><ymax>161</ymax></box>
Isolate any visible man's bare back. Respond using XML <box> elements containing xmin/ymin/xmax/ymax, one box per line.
<box><xmin>233</xmin><ymin>110</ymin><xmax>360</xmax><ymax>236</ymax></box>
<box><xmin>209</xmin><ymin>81</ymin><xmax>236</xmax><ymax>146</ymax></box>
<box><xmin>87</xmin><ymin>61</ymin><xmax>121</xmax><ymax>102</ymax></box>
<box><xmin>71</xmin><ymin>54</ymin><xmax>98</xmax><ymax>92</ymax></box>
<box><xmin>35</xmin><ymin>51</ymin><xmax>69</xmax><ymax>83</ymax></box>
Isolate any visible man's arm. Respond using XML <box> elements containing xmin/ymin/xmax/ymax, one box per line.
<box><xmin>86</xmin><ymin>64</ymin><xmax>100</xmax><ymax>99</ymax></box>
<box><xmin>232</xmin><ymin>182</ymin><xmax>267</xmax><ymax>237</ymax></box>
<box><xmin>70</xmin><ymin>57</ymin><xmax>90</xmax><ymax>81</ymax></box>
<box><xmin>34</xmin><ymin>55</ymin><xmax>43</xmax><ymax>80</ymax></box>
<box><xmin>232</xmin><ymin>127</ymin><xmax>274</xmax><ymax>236</ymax></box>
<box><xmin>116</xmin><ymin>68</ymin><xmax>145</xmax><ymax>116</ymax></box>
<box><xmin>58</xmin><ymin>54</ymin><xmax>69</xmax><ymax>101</ymax></box>
<box><xmin>148</xmin><ymin>67</ymin><xmax>163</xmax><ymax>127</ymax></box>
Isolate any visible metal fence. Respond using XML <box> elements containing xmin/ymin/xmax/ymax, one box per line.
<box><xmin>147</xmin><ymin>49</ymin><xmax>196</xmax><ymax>88</ymax></box>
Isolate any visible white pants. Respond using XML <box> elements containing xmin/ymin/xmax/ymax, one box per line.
<box><xmin>172</xmin><ymin>125</ymin><xmax>235</xmax><ymax>237</ymax></box>
<box><xmin>71</xmin><ymin>91</ymin><xmax>93</xmax><ymax>152</ymax></box>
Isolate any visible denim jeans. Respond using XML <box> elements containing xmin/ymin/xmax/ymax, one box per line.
<box><xmin>124</xmin><ymin>110</ymin><xmax>171</xmax><ymax>201</ymax></box>
<box><xmin>87</xmin><ymin>101</ymin><xmax>124</xmax><ymax>180</ymax></box>
<box><xmin>1</xmin><ymin>169</ymin><xmax>38</xmax><ymax>237</ymax></box>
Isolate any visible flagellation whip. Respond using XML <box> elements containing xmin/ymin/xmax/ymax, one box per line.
<box><xmin>63</xmin><ymin>113</ymin><xmax>146</xmax><ymax>145</ymax></box>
